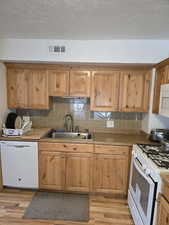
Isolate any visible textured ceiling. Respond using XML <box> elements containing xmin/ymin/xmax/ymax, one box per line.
<box><xmin>0</xmin><ymin>0</ymin><xmax>169</xmax><ymax>39</ymax></box>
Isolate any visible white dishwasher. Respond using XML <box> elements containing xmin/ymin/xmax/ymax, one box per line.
<box><xmin>0</xmin><ymin>141</ymin><xmax>39</xmax><ymax>189</ymax></box>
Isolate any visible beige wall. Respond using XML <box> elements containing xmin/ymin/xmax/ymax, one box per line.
<box><xmin>0</xmin><ymin>62</ymin><xmax>8</xmax><ymax>128</ymax></box>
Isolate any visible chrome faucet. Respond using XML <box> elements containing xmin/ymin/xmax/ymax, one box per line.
<box><xmin>64</xmin><ymin>114</ymin><xmax>74</xmax><ymax>132</ymax></box>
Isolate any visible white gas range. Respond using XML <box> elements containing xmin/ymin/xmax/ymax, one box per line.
<box><xmin>128</xmin><ymin>144</ymin><xmax>169</xmax><ymax>225</ymax></box>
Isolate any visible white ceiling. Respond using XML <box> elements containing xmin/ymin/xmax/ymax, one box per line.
<box><xmin>0</xmin><ymin>0</ymin><xmax>169</xmax><ymax>40</ymax></box>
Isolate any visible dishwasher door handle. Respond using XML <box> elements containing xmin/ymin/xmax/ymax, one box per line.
<box><xmin>7</xmin><ymin>145</ymin><xmax>31</xmax><ymax>148</ymax></box>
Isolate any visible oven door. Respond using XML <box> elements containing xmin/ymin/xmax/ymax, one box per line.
<box><xmin>129</xmin><ymin>156</ymin><xmax>156</xmax><ymax>225</ymax></box>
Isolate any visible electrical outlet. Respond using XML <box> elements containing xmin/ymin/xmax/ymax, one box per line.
<box><xmin>106</xmin><ymin>120</ymin><xmax>114</xmax><ymax>128</ymax></box>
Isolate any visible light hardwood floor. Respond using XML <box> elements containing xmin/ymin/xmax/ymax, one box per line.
<box><xmin>0</xmin><ymin>189</ymin><xmax>134</xmax><ymax>225</ymax></box>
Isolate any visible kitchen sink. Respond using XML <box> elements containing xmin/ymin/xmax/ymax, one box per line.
<box><xmin>45</xmin><ymin>130</ymin><xmax>93</xmax><ymax>140</ymax></box>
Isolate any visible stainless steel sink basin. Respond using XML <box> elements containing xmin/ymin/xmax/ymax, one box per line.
<box><xmin>46</xmin><ymin>130</ymin><xmax>92</xmax><ymax>140</ymax></box>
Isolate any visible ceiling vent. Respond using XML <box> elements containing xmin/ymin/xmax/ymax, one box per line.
<box><xmin>48</xmin><ymin>45</ymin><xmax>66</xmax><ymax>53</ymax></box>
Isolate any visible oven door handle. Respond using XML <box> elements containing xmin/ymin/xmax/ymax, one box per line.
<box><xmin>133</xmin><ymin>158</ymin><xmax>153</xmax><ymax>183</ymax></box>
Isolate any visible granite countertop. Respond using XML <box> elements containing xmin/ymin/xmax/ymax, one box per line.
<box><xmin>0</xmin><ymin>128</ymin><xmax>50</xmax><ymax>141</ymax></box>
<box><xmin>0</xmin><ymin>128</ymin><xmax>153</xmax><ymax>146</ymax></box>
<box><xmin>40</xmin><ymin>130</ymin><xmax>153</xmax><ymax>146</ymax></box>
<box><xmin>93</xmin><ymin>132</ymin><xmax>152</xmax><ymax>145</ymax></box>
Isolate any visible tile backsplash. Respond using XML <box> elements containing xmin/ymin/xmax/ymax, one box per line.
<box><xmin>17</xmin><ymin>97</ymin><xmax>142</xmax><ymax>132</ymax></box>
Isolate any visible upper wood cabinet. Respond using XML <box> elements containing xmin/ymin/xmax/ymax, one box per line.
<box><xmin>69</xmin><ymin>71</ymin><xmax>91</xmax><ymax>97</ymax></box>
<box><xmin>27</xmin><ymin>69</ymin><xmax>49</xmax><ymax>109</ymax></box>
<box><xmin>48</xmin><ymin>70</ymin><xmax>91</xmax><ymax>97</ymax></box>
<box><xmin>6</xmin><ymin>63</ymin><xmax>152</xmax><ymax>112</ymax></box>
<box><xmin>153</xmin><ymin>65</ymin><xmax>169</xmax><ymax>113</ymax></box>
<box><xmin>7</xmin><ymin>68</ymin><xmax>29</xmax><ymax>108</ymax></box>
<box><xmin>48</xmin><ymin>70</ymin><xmax>69</xmax><ymax>96</ymax></box>
<box><xmin>90</xmin><ymin>71</ymin><xmax>120</xmax><ymax>111</ymax></box>
<box><xmin>119</xmin><ymin>70</ymin><xmax>151</xmax><ymax>112</ymax></box>
<box><xmin>7</xmin><ymin>67</ymin><xmax>49</xmax><ymax>109</ymax></box>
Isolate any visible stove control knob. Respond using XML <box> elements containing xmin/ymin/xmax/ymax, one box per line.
<box><xmin>145</xmin><ymin>168</ymin><xmax>151</xmax><ymax>176</ymax></box>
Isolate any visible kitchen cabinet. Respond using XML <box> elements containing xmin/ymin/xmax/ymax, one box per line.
<box><xmin>48</xmin><ymin>69</ymin><xmax>91</xmax><ymax>97</ymax></box>
<box><xmin>39</xmin><ymin>142</ymin><xmax>94</xmax><ymax>192</ymax></box>
<box><xmin>39</xmin><ymin>151</ymin><xmax>65</xmax><ymax>190</ymax></box>
<box><xmin>119</xmin><ymin>70</ymin><xmax>151</xmax><ymax>112</ymax></box>
<box><xmin>7</xmin><ymin>67</ymin><xmax>49</xmax><ymax>109</ymax></box>
<box><xmin>65</xmin><ymin>153</ymin><xmax>92</xmax><ymax>192</ymax></box>
<box><xmin>27</xmin><ymin>69</ymin><xmax>49</xmax><ymax>109</ymax></box>
<box><xmin>153</xmin><ymin>65</ymin><xmax>169</xmax><ymax>113</ymax></box>
<box><xmin>69</xmin><ymin>70</ymin><xmax>91</xmax><ymax>97</ymax></box>
<box><xmin>39</xmin><ymin>142</ymin><xmax>131</xmax><ymax>194</ymax></box>
<box><xmin>7</xmin><ymin>68</ymin><xmax>29</xmax><ymax>108</ymax></box>
<box><xmin>48</xmin><ymin>70</ymin><xmax>69</xmax><ymax>96</ymax></box>
<box><xmin>6</xmin><ymin>63</ymin><xmax>152</xmax><ymax>112</ymax></box>
<box><xmin>93</xmin><ymin>145</ymin><xmax>130</xmax><ymax>195</ymax></box>
<box><xmin>157</xmin><ymin>195</ymin><xmax>169</xmax><ymax>225</ymax></box>
<box><xmin>90</xmin><ymin>71</ymin><xmax>120</xmax><ymax>111</ymax></box>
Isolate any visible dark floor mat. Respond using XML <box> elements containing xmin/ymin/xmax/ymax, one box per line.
<box><xmin>23</xmin><ymin>191</ymin><xmax>89</xmax><ymax>222</ymax></box>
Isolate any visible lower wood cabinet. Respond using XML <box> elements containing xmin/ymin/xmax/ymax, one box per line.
<box><xmin>39</xmin><ymin>151</ymin><xmax>65</xmax><ymax>190</ymax></box>
<box><xmin>93</xmin><ymin>145</ymin><xmax>130</xmax><ymax>195</ymax></box>
<box><xmin>39</xmin><ymin>142</ymin><xmax>131</xmax><ymax>194</ymax></box>
<box><xmin>157</xmin><ymin>195</ymin><xmax>169</xmax><ymax>225</ymax></box>
<box><xmin>39</xmin><ymin>143</ymin><xmax>93</xmax><ymax>192</ymax></box>
<box><xmin>65</xmin><ymin>153</ymin><xmax>93</xmax><ymax>192</ymax></box>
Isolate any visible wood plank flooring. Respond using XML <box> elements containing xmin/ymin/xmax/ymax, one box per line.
<box><xmin>0</xmin><ymin>189</ymin><xmax>134</xmax><ymax>225</ymax></box>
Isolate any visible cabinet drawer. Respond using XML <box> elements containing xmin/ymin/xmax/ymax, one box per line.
<box><xmin>94</xmin><ymin>145</ymin><xmax>130</xmax><ymax>154</ymax></box>
<box><xmin>39</xmin><ymin>142</ymin><xmax>94</xmax><ymax>153</ymax></box>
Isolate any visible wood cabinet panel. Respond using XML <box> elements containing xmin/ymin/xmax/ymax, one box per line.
<box><xmin>7</xmin><ymin>69</ymin><xmax>29</xmax><ymax>108</ymax></box>
<box><xmin>93</xmin><ymin>147</ymin><xmax>130</xmax><ymax>195</ymax></box>
<box><xmin>162</xmin><ymin>183</ymin><xmax>169</xmax><ymax>203</ymax></box>
<box><xmin>39</xmin><ymin>151</ymin><xmax>65</xmax><ymax>190</ymax></box>
<box><xmin>48</xmin><ymin>70</ymin><xmax>69</xmax><ymax>96</ymax></box>
<box><xmin>119</xmin><ymin>70</ymin><xmax>151</xmax><ymax>112</ymax></box>
<box><xmin>94</xmin><ymin>145</ymin><xmax>129</xmax><ymax>155</ymax></box>
<box><xmin>90</xmin><ymin>71</ymin><xmax>120</xmax><ymax>111</ymax></box>
<box><xmin>153</xmin><ymin>66</ymin><xmax>169</xmax><ymax>113</ymax></box>
<box><xmin>39</xmin><ymin>142</ymin><xmax>131</xmax><ymax>194</ymax></box>
<box><xmin>39</xmin><ymin>142</ymin><xmax>94</xmax><ymax>153</ymax></box>
<box><xmin>27</xmin><ymin>69</ymin><xmax>49</xmax><ymax>109</ymax></box>
<box><xmin>69</xmin><ymin>71</ymin><xmax>91</xmax><ymax>97</ymax></box>
<box><xmin>65</xmin><ymin>153</ymin><xmax>92</xmax><ymax>192</ymax></box>
<box><xmin>7</xmin><ymin>68</ymin><xmax>49</xmax><ymax>109</ymax></box>
<box><xmin>157</xmin><ymin>195</ymin><xmax>169</xmax><ymax>225</ymax></box>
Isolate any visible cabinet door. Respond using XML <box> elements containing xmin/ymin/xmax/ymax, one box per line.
<box><xmin>69</xmin><ymin>71</ymin><xmax>91</xmax><ymax>97</ymax></box>
<box><xmin>39</xmin><ymin>151</ymin><xmax>65</xmax><ymax>190</ymax></box>
<box><xmin>65</xmin><ymin>153</ymin><xmax>92</xmax><ymax>192</ymax></box>
<box><xmin>7</xmin><ymin>68</ymin><xmax>29</xmax><ymax>108</ymax></box>
<box><xmin>90</xmin><ymin>71</ymin><xmax>120</xmax><ymax>111</ymax></box>
<box><xmin>93</xmin><ymin>153</ymin><xmax>129</xmax><ymax>195</ymax></box>
<box><xmin>27</xmin><ymin>69</ymin><xmax>49</xmax><ymax>109</ymax></box>
<box><xmin>48</xmin><ymin>70</ymin><xmax>69</xmax><ymax>96</ymax></box>
<box><xmin>119</xmin><ymin>70</ymin><xmax>151</xmax><ymax>112</ymax></box>
<box><xmin>157</xmin><ymin>195</ymin><xmax>169</xmax><ymax>225</ymax></box>
<box><xmin>153</xmin><ymin>66</ymin><xmax>169</xmax><ymax>113</ymax></box>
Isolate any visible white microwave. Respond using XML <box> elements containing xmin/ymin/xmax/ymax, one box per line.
<box><xmin>159</xmin><ymin>83</ymin><xmax>169</xmax><ymax>117</ymax></box>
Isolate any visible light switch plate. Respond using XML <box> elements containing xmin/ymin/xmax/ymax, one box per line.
<box><xmin>106</xmin><ymin>120</ymin><xmax>114</xmax><ymax>128</ymax></box>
